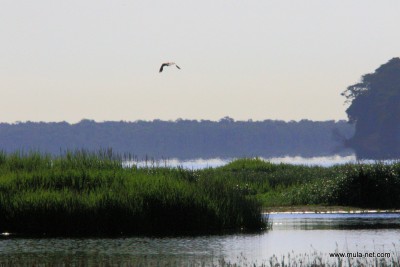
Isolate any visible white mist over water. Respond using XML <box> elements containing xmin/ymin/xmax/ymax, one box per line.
<box><xmin>126</xmin><ymin>155</ymin><xmax>359</xmax><ymax>169</ymax></box>
<box><xmin>126</xmin><ymin>155</ymin><xmax>400</xmax><ymax>169</ymax></box>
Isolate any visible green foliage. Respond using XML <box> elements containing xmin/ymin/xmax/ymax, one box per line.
<box><xmin>2</xmin><ymin>154</ymin><xmax>399</xmax><ymax>236</ymax></box>
<box><xmin>342</xmin><ymin>57</ymin><xmax>400</xmax><ymax>159</ymax></box>
<box><xmin>214</xmin><ymin>158</ymin><xmax>337</xmax><ymax>195</ymax></box>
<box><xmin>273</xmin><ymin>162</ymin><xmax>400</xmax><ymax>209</ymax></box>
<box><xmin>0</xmin><ymin>152</ymin><xmax>265</xmax><ymax>236</ymax></box>
<box><xmin>332</xmin><ymin>163</ymin><xmax>400</xmax><ymax>208</ymax></box>
<box><xmin>213</xmin><ymin>159</ymin><xmax>400</xmax><ymax>209</ymax></box>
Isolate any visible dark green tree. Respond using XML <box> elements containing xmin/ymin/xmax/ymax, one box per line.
<box><xmin>342</xmin><ymin>57</ymin><xmax>400</xmax><ymax>159</ymax></box>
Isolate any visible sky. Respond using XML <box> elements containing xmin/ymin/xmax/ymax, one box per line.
<box><xmin>1</xmin><ymin>0</ymin><xmax>400</xmax><ymax>123</ymax></box>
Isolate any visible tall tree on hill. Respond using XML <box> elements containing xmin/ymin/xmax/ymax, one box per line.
<box><xmin>342</xmin><ymin>57</ymin><xmax>400</xmax><ymax>159</ymax></box>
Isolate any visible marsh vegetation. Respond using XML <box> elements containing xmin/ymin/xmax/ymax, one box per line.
<box><xmin>1</xmin><ymin>152</ymin><xmax>400</xmax><ymax>236</ymax></box>
<box><xmin>212</xmin><ymin>158</ymin><xmax>400</xmax><ymax>209</ymax></box>
<box><xmin>0</xmin><ymin>151</ymin><xmax>265</xmax><ymax>236</ymax></box>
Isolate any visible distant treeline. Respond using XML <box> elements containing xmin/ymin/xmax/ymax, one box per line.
<box><xmin>0</xmin><ymin>118</ymin><xmax>354</xmax><ymax>159</ymax></box>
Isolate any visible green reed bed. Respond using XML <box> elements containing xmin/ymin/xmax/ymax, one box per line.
<box><xmin>205</xmin><ymin>158</ymin><xmax>400</xmax><ymax>209</ymax></box>
<box><xmin>279</xmin><ymin>162</ymin><xmax>400</xmax><ymax>209</ymax></box>
<box><xmin>0</xmin><ymin>151</ymin><xmax>265</xmax><ymax>236</ymax></box>
<box><xmin>1</xmin><ymin>153</ymin><xmax>400</xmax><ymax>236</ymax></box>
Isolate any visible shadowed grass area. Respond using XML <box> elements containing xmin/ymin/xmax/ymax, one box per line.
<box><xmin>220</xmin><ymin>158</ymin><xmax>400</xmax><ymax>209</ymax></box>
<box><xmin>0</xmin><ymin>151</ymin><xmax>266</xmax><ymax>236</ymax></box>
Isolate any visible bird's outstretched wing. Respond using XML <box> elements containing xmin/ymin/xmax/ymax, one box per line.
<box><xmin>159</xmin><ymin>62</ymin><xmax>180</xmax><ymax>73</ymax></box>
<box><xmin>159</xmin><ymin>63</ymin><xmax>167</xmax><ymax>73</ymax></box>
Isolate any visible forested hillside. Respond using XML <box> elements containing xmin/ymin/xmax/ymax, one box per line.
<box><xmin>0</xmin><ymin>118</ymin><xmax>354</xmax><ymax>159</ymax></box>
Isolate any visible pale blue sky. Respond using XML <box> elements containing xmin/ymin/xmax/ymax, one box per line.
<box><xmin>1</xmin><ymin>0</ymin><xmax>400</xmax><ymax>123</ymax></box>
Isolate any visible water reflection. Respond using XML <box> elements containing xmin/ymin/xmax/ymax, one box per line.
<box><xmin>270</xmin><ymin>213</ymin><xmax>400</xmax><ymax>230</ymax></box>
<box><xmin>1</xmin><ymin>213</ymin><xmax>399</xmax><ymax>265</ymax></box>
<box><xmin>0</xmin><ymin>236</ymin><xmax>226</xmax><ymax>266</ymax></box>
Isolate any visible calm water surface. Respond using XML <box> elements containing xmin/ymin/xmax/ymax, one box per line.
<box><xmin>1</xmin><ymin>213</ymin><xmax>399</xmax><ymax>265</ymax></box>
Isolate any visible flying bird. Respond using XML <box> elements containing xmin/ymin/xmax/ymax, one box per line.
<box><xmin>159</xmin><ymin>62</ymin><xmax>181</xmax><ymax>73</ymax></box>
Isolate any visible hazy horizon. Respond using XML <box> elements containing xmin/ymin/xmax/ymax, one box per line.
<box><xmin>1</xmin><ymin>1</ymin><xmax>400</xmax><ymax>123</ymax></box>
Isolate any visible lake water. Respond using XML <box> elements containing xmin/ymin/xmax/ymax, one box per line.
<box><xmin>129</xmin><ymin>154</ymin><xmax>360</xmax><ymax>169</ymax></box>
<box><xmin>1</xmin><ymin>213</ymin><xmax>399</xmax><ymax>266</ymax></box>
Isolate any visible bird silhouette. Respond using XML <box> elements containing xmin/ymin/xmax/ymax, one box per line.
<box><xmin>159</xmin><ymin>62</ymin><xmax>181</xmax><ymax>73</ymax></box>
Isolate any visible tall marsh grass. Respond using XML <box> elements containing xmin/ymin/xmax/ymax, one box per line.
<box><xmin>282</xmin><ymin>162</ymin><xmax>400</xmax><ymax>208</ymax></box>
<box><xmin>210</xmin><ymin>158</ymin><xmax>400</xmax><ymax>209</ymax></box>
<box><xmin>1</xmin><ymin>153</ymin><xmax>399</xmax><ymax>236</ymax></box>
<box><xmin>0</xmin><ymin>151</ymin><xmax>266</xmax><ymax>236</ymax></box>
